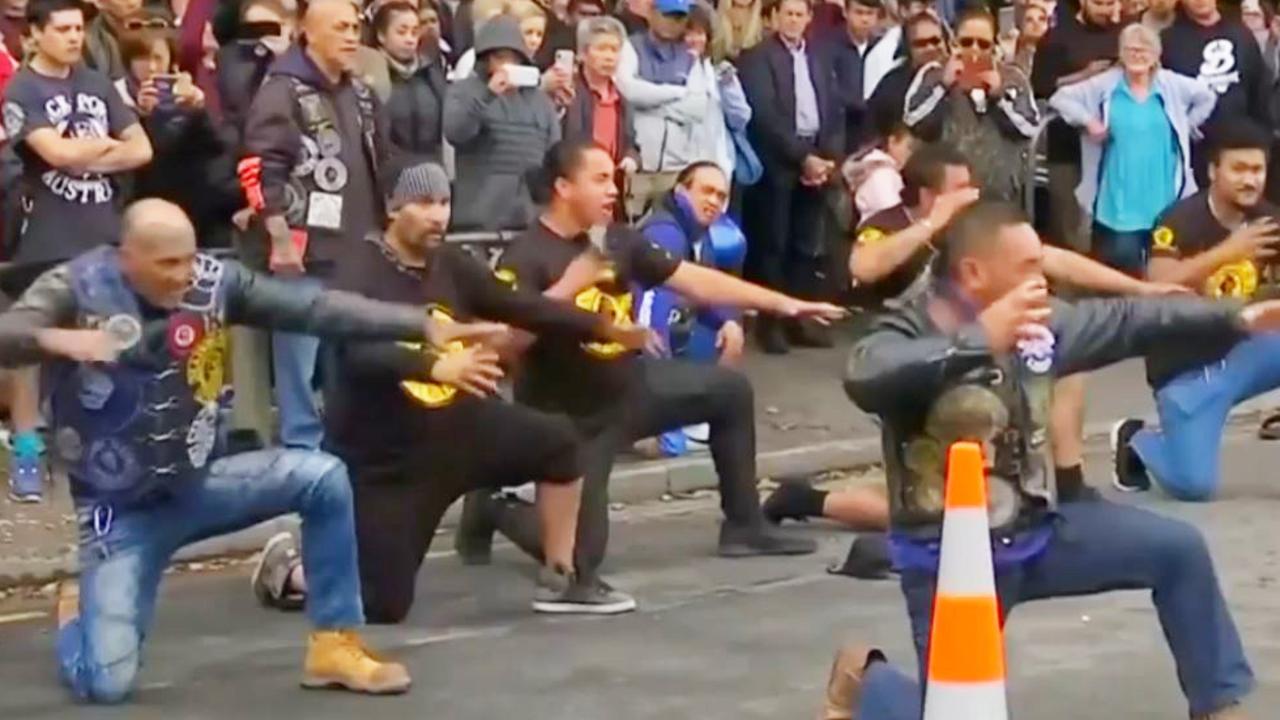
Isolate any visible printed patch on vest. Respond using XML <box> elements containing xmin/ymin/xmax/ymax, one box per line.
<box><xmin>306</xmin><ymin>192</ymin><xmax>343</xmax><ymax>229</ymax></box>
<box><xmin>313</xmin><ymin>158</ymin><xmax>349</xmax><ymax>192</ymax></box>
<box><xmin>293</xmin><ymin>136</ymin><xmax>320</xmax><ymax>178</ymax></box>
<box><xmin>316</xmin><ymin>127</ymin><xmax>342</xmax><ymax>157</ymax></box>
<box><xmin>186</xmin><ymin>402</ymin><xmax>218</xmax><ymax>469</ymax></box>
<box><xmin>187</xmin><ymin>328</ymin><xmax>228</xmax><ymax>404</ymax></box>
<box><xmin>104</xmin><ymin>314</ymin><xmax>142</xmax><ymax>351</ymax></box>
<box><xmin>184</xmin><ymin>254</ymin><xmax>225</xmax><ymax>313</ymax></box>
<box><xmin>1015</xmin><ymin>324</ymin><xmax>1055</xmax><ymax>375</ymax></box>
<box><xmin>84</xmin><ymin>438</ymin><xmax>143</xmax><ymax>493</ymax></box>
<box><xmin>55</xmin><ymin>427</ymin><xmax>84</xmax><ymax>463</ymax></box>
<box><xmin>167</xmin><ymin>312</ymin><xmax>205</xmax><ymax>359</ymax></box>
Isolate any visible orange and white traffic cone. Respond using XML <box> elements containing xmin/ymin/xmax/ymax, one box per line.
<box><xmin>922</xmin><ymin>441</ymin><xmax>1008</xmax><ymax>720</ymax></box>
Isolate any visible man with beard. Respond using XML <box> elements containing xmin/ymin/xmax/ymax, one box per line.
<box><xmin>1112</xmin><ymin>120</ymin><xmax>1280</xmax><ymax>500</ymax></box>
<box><xmin>252</xmin><ymin>163</ymin><xmax>654</xmax><ymax>620</ymax></box>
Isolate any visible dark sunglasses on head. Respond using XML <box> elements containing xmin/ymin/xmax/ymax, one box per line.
<box><xmin>124</xmin><ymin>17</ymin><xmax>172</xmax><ymax>31</ymax></box>
<box><xmin>911</xmin><ymin>35</ymin><xmax>944</xmax><ymax>48</ymax></box>
<box><xmin>956</xmin><ymin>36</ymin><xmax>993</xmax><ymax>50</ymax></box>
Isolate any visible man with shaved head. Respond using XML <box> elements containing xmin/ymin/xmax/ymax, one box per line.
<box><xmin>242</xmin><ymin>0</ymin><xmax>388</xmax><ymax>452</ymax></box>
<box><xmin>0</xmin><ymin>198</ymin><xmax>505</xmax><ymax>704</ymax></box>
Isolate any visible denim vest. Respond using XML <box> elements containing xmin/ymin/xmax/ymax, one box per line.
<box><xmin>49</xmin><ymin>247</ymin><xmax>232</xmax><ymax>508</ymax></box>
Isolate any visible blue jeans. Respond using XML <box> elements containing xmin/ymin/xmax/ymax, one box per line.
<box><xmin>1091</xmin><ymin>222</ymin><xmax>1149</xmax><ymax>278</ymax></box>
<box><xmin>272</xmin><ymin>276</ymin><xmax>324</xmax><ymax>450</ymax></box>
<box><xmin>1132</xmin><ymin>333</ymin><xmax>1280</xmax><ymax>501</ymax></box>
<box><xmin>857</xmin><ymin>500</ymin><xmax>1252</xmax><ymax>719</ymax></box>
<box><xmin>57</xmin><ymin>449</ymin><xmax>363</xmax><ymax>704</ymax></box>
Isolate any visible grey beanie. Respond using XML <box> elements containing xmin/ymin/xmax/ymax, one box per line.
<box><xmin>390</xmin><ymin>162</ymin><xmax>452</xmax><ymax>209</ymax></box>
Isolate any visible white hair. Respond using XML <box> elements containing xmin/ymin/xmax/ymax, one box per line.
<box><xmin>577</xmin><ymin>16</ymin><xmax>627</xmax><ymax>53</ymax></box>
<box><xmin>1119</xmin><ymin>22</ymin><xmax>1161</xmax><ymax>57</ymax></box>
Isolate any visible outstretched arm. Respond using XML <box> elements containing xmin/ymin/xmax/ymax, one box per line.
<box><xmin>664</xmin><ymin>262</ymin><xmax>845</xmax><ymax>323</ymax></box>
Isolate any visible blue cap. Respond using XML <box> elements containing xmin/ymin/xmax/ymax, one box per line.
<box><xmin>654</xmin><ymin>0</ymin><xmax>691</xmax><ymax>15</ymax></box>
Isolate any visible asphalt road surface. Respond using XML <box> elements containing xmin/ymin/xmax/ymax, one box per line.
<box><xmin>3</xmin><ymin>432</ymin><xmax>1280</xmax><ymax>720</ymax></box>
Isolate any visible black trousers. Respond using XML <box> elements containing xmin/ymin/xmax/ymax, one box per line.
<box><xmin>349</xmin><ymin>397</ymin><xmax>579</xmax><ymax>624</ymax></box>
<box><xmin>744</xmin><ymin>169</ymin><xmax>829</xmax><ymax>299</ymax></box>
<box><xmin>497</xmin><ymin>358</ymin><xmax>764</xmax><ymax>577</ymax></box>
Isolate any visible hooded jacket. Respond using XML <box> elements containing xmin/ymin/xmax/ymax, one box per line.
<box><xmin>443</xmin><ymin>16</ymin><xmax>560</xmax><ymax>231</ymax></box>
<box><xmin>243</xmin><ymin>45</ymin><xmax>388</xmax><ymax>268</ymax></box>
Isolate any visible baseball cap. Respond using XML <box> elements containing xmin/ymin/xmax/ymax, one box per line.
<box><xmin>654</xmin><ymin>0</ymin><xmax>691</xmax><ymax>16</ymax></box>
<box><xmin>389</xmin><ymin>162</ymin><xmax>451</xmax><ymax>209</ymax></box>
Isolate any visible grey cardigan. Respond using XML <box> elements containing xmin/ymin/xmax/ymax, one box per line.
<box><xmin>1049</xmin><ymin>67</ymin><xmax>1216</xmax><ymax>213</ymax></box>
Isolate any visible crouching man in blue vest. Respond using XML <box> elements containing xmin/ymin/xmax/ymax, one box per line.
<box><xmin>0</xmin><ymin>199</ymin><xmax>505</xmax><ymax>704</ymax></box>
<box><xmin>636</xmin><ymin>162</ymin><xmax>748</xmax><ymax>457</ymax></box>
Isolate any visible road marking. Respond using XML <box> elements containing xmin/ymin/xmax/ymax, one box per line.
<box><xmin>0</xmin><ymin>610</ymin><xmax>47</xmax><ymax>625</ymax></box>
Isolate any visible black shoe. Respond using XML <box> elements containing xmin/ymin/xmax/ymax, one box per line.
<box><xmin>828</xmin><ymin>533</ymin><xmax>893</xmax><ymax>580</ymax></box>
<box><xmin>761</xmin><ymin>480</ymin><xmax>822</xmax><ymax>525</ymax></box>
<box><xmin>718</xmin><ymin>521</ymin><xmax>817</xmax><ymax>557</ymax></box>
<box><xmin>755</xmin><ymin>317</ymin><xmax>790</xmax><ymax>355</ymax></box>
<box><xmin>1110</xmin><ymin>418</ymin><xmax>1151</xmax><ymax>493</ymax></box>
<box><xmin>454</xmin><ymin>491</ymin><xmax>498</xmax><ymax>565</ymax></box>
<box><xmin>785</xmin><ymin>319</ymin><xmax>834</xmax><ymax>348</ymax></box>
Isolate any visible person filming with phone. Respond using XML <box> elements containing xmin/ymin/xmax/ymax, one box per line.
<box><xmin>903</xmin><ymin>8</ymin><xmax>1039</xmax><ymax>205</ymax></box>
<box><xmin>444</xmin><ymin>13</ymin><xmax>561</xmax><ymax>231</ymax></box>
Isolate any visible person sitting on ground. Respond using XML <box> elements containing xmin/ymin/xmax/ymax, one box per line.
<box><xmin>0</xmin><ymin>198</ymin><xmax>514</xmax><ymax>703</ymax></box>
<box><xmin>828</xmin><ymin>198</ymin><xmax>1267</xmax><ymax>720</ymax></box>
<box><xmin>251</xmin><ymin>162</ymin><xmax>656</xmax><ymax>621</ymax></box>
<box><xmin>1112</xmin><ymin>120</ymin><xmax>1280</xmax><ymax>498</ymax></box>
<box><xmin>635</xmin><ymin>161</ymin><xmax>748</xmax><ymax>457</ymax></box>
<box><xmin>454</xmin><ymin>139</ymin><xmax>847</xmax><ymax>611</ymax></box>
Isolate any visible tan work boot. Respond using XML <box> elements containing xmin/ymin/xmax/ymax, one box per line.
<box><xmin>1193</xmin><ymin>705</ymin><xmax>1248</xmax><ymax>720</ymax></box>
<box><xmin>822</xmin><ymin>643</ymin><xmax>880</xmax><ymax>720</ymax></box>
<box><xmin>301</xmin><ymin>630</ymin><xmax>411</xmax><ymax>695</ymax></box>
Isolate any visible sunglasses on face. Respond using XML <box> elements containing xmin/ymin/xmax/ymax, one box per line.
<box><xmin>124</xmin><ymin>17</ymin><xmax>171</xmax><ymax>30</ymax></box>
<box><xmin>911</xmin><ymin>35</ymin><xmax>944</xmax><ymax>48</ymax></box>
<box><xmin>956</xmin><ymin>36</ymin><xmax>993</xmax><ymax>50</ymax></box>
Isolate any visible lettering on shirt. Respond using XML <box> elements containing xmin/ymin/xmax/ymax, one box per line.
<box><xmin>38</xmin><ymin>91</ymin><xmax>114</xmax><ymax>205</ymax></box>
<box><xmin>1198</xmin><ymin>38</ymin><xmax>1242</xmax><ymax>95</ymax></box>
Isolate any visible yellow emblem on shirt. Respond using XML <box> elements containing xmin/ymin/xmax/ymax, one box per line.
<box><xmin>400</xmin><ymin>305</ymin><xmax>464</xmax><ymax>409</ymax></box>
<box><xmin>574</xmin><ymin>265</ymin><xmax>632</xmax><ymax>359</ymax></box>
<box><xmin>494</xmin><ymin>267</ymin><xmax>517</xmax><ymax>290</ymax></box>
<box><xmin>1152</xmin><ymin>226</ymin><xmax>1176</xmax><ymax>251</ymax></box>
<box><xmin>186</xmin><ymin>329</ymin><xmax>228</xmax><ymax>404</ymax></box>
<box><xmin>1204</xmin><ymin>260</ymin><xmax>1259</xmax><ymax>299</ymax></box>
<box><xmin>856</xmin><ymin>227</ymin><xmax>887</xmax><ymax>246</ymax></box>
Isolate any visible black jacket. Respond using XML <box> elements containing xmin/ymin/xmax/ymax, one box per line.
<box><xmin>243</xmin><ymin>45</ymin><xmax>390</xmax><ymax>267</ymax></box>
<box><xmin>216</xmin><ymin>38</ymin><xmax>278</xmax><ymax>152</ymax></box>
<box><xmin>737</xmin><ymin>35</ymin><xmax>845</xmax><ymax>176</ymax></box>
<box><xmin>844</xmin><ymin>289</ymin><xmax>1246</xmax><ymax>532</ymax></box>
<box><xmin>864</xmin><ymin>62</ymin><xmax>912</xmax><ymax>142</ymax></box>
<box><xmin>385</xmin><ymin>56</ymin><xmax>447</xmax><ymax>165</ymax></box>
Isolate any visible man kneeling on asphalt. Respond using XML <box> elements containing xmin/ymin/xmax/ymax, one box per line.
<box><xmin>1112</xmin><ymin>121</ymin><xmax>1280</xmax><ymax>501</ymax></box>
<box><xmin>252</xmin><ymin>162</ymin><xmax>653</xmax><ymax>619</ymax></box>
<box><xmin>455</xmin><ymin>139</ymin><xmax>847</xmax><ymax>610</ymax></box>
<box><xmin>0</xmin><ymin>199</ymin><xmax>506</xmax><ymax>703</ymax></box>
<box><xmin>827</xmin><ymin>200</ymin><xmax>1265</xmax><ymax>720</ymax></box>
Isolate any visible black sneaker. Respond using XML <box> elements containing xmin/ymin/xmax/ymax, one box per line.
<box><xmin>827</xmin><ymin>533</ymin><xmax>894</xmax><ymax>580</ymax></box>
<box><xmin>454</xmin><ymin>491</ymin><xmax>498</xmax><ymax>565</ymax></box>
<box><xmin>718</xmin><ymin>521</ymin><xmax>817</xmax><ymax>557</ymax></box>
<box><xmin>532</xmin><ymin>568</ymin><xmax>637</xmax><ymax>615</ymax></box>
<box><xmin>1110</xmin><ymin>418</ymin><xmax>1151</xmax><ymax>493</ymax></box>
<box><xmin>761</xmin><ymin>481</ymin><xmax>821</xmax><ymax>525</ymax></box>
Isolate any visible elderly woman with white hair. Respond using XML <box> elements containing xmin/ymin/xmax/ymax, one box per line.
<box><xmin>1050</xmin><ymin>22</ymin><xmax>1217</xmax><ymax>276</ymax></box>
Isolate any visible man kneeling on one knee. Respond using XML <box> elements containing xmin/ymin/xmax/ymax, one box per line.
<box><xmin>826</xmin><ymin>199</ymin><xmax>1273</xmax><ymax>720</ymax></box>
<box><xmin>0</xmin><ymin>199</ymin><xmax>507</xmax><ymax>703</ymax></box>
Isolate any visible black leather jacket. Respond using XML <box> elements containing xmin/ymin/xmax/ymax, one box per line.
<box><xmin>844</xmin><ymin>288</ymin><xmax>1246</xmax><ymax>535</ymax></box>
<box><xmin>0</xmin><ymin>257</ymin><xmax>428</xmax><ymax>366</ymax></box>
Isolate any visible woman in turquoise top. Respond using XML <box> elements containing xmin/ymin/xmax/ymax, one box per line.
<box><xmin>1050</xmin><ymin>23</ymin><xmax>1217</xmax><ymax>276</ymax></box>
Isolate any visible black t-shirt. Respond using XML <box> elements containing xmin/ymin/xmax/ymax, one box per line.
<box><xmin>2</xmin><ymin>64</ymin><xmax>136</xmax><ymax>264</ymax></box>
<box><xmin>850</xmin><ymin>204</ymin><xmax>930</xmax><ymax>310</ymax></box>
<box><xmin>326</xmin><ymin>236</ymin><xmax>601</xmax><ymax>468</ymax></box>
<box><xmin>1145</xmin><ymin>191</ymin><xmax>1280</xmax><ymax>386</ymax></box>
<box><xmin>498</xmin><ymin>221</ymin><xmax>680</xmax><ymax>418</ymax></box>
<box><xmin>1161</xmin><ymin>15</ymin><xmax>1271</xmax><ymax>134</ymax></box>
<box><xmin>1030</xmin><ymin>16</ymin><xmax>1121</xmax><ymax>166</ymax></box>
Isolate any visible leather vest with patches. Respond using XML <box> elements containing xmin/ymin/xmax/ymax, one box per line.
<box><xmin>892</xmin><ymin>335</ymin><xmax>1057</xmax><ymax>534</ymax></box>
<box><xmin>279</xmin><ymin>77</ymin><xmax>379</xmax><ymax>231</ymax></box>
<box><xmin>49</xmin><ymin>247</ymin><xmax>232</xmax><ymax>508</ymax></box>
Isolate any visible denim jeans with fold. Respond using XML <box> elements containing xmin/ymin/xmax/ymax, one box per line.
<box><xmin>57</xmin><ymin>449</ymin><xmax>363</xmax><ymax>704</ymax></box>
